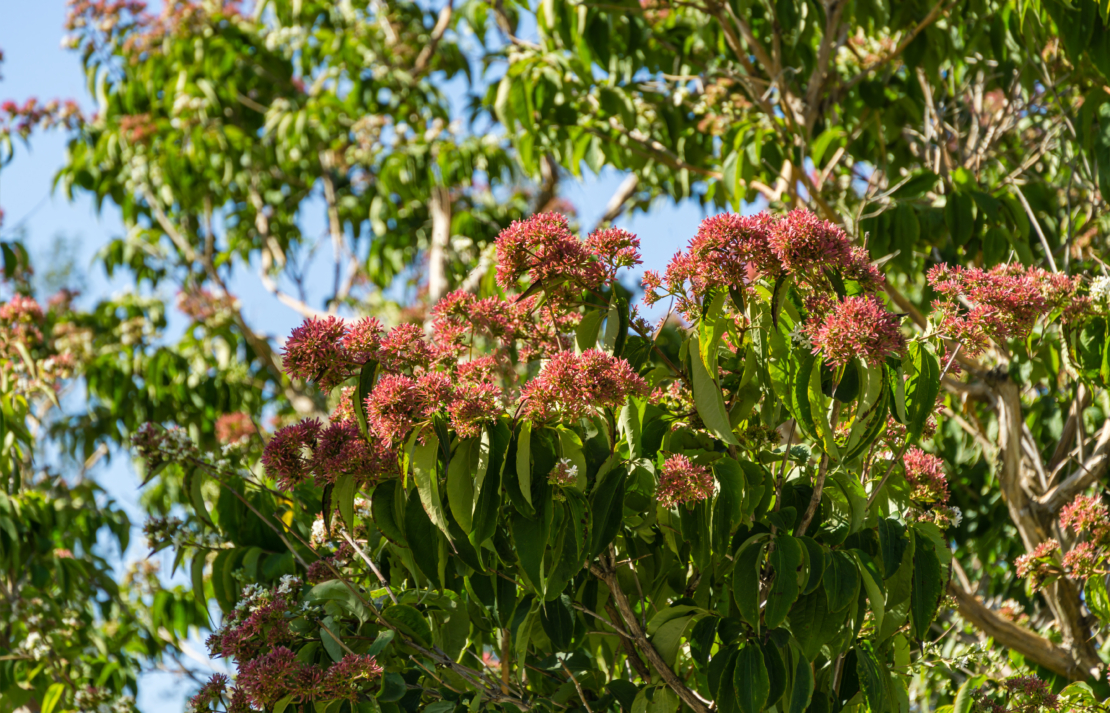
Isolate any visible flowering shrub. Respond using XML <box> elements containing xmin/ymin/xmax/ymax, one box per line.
<box><xmin>124</xmin><ymin>206</ymin><xmax>1106</xmax><ymax>713</ymax></box>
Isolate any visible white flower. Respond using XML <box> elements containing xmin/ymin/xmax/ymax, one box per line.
<box><xmin>277</xmin><ymin>574</ymin><xmax>302</xmax><ymax>596</ymax></box>
<box><xmin>949</xmin><ymin>506</ymin><xmax>963</xmax><ymax>529</ymax></box>
<box><xmin>787</xmin><ymin>323</ymin><xmax>812</xmax><ymax>349</ymax></box>
<box><xmin>1091</xmin><ymin>275</ymin><xmax>1110</xmax><ymax>305</ymax></box>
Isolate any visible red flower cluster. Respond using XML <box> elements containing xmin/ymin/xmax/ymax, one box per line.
<box><xmin>520</xmin><ymin>349</ymin><xmax>649</xmax><ymax>422</ymax></box>
<box><xmin>901</xmin><ymin>448</ymin><xmax>948</xmax><ymax>505</ymax></box>
<box><xmin>1014</xmin><ymin>539</ymin><xmax>1060</xmax><ymax>585</ymax></box>
<box><xmin>495</xmin><ymin>213</ymin><xmax>602</xmax><ymax>293</ymax></box>
<box><xmin>804</xmin><ymin>295</ymin><xmax>905</xmax><ymax>368</ymax></box>
<box><xmin>656</xmin><ymin>454</ymin><xmax>715</xmax><ymax>508</ymax></box>
<box><xmin>234</xmin><ymin>647</ymin><xmax>381</xmax><ymax>707</ymax></box>
<box><xmin>0</xmin><ymin>97</ymin><xmax>83</xmax><ymax>140</ymax></box>
<box><xmin>206</xmin><ymin>584</ymin><xmax>299</xmax><ymax>662</ymax></box>
<box><xmin>262</xmin><ymin>417</ymin><xmax>398</xmax><ymax>490</ymax></box>
<box><xmin>1062</xmin><ymin>541</ymin><xmax>1102</xmax><ymax>581</ymax></box>
<box><xmin>176</xmin><ymin>288</ymin><xmax>237</xmax><ymax>322</ymax></box>
<box><xmin>1060</xmin><ymin>494</ymin><xmax>1110</xmax><ymax>542</ymax></box>
<box><xmin>928</xmin><ymin>263</ymin><xmax>1080</xmax><ymax>356</ymax></box>
<box><xmin>642</xmin><ymin>209</ymin><xmax>881</xmax><ymax>320</ymax></box>
<box><xmin>495</xmin><ymin>213</ymin><xmax>642</xmax><ymax>307</ymax></box>
<box><xmin>215</xmin><ymin>412</ymin><xmax>257</xmax><ymax>445</ymax></box>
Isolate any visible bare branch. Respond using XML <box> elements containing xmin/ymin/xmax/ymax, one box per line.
<box><xmin>413</xmin><ymin>1</ymin><xmax>454</xmax><ymax>76</ymax></box>
<box><xmin>1010</xmin><ymin>182</ymin><xmax>1059</xmax><ymax>272</ymax></box>
<box><xmin>948</xmin><ymin>579</ymin><xmax>1092</xmax><ymax>680</ymax></box>
<box><xmin>591</xmin><ymin>174</ymin><xmax>640</xmax><ymax>233</ymax></box>
<box><xmin>803</xmin><ymin>0</ymin><xmax>846</xmax><ymax>132</ymax></box>
<box><xmin>1038</xmin><ymin>421</ymin><xmax>1110</xmax><ymax>514</ymax></box>
<box><xmin>591</xmin><ymin>556</ymin><xmax>711</xmax><ymax>713</ymax></box>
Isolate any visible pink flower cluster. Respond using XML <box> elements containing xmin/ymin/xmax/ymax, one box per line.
<box><xmin>176</xmin><ymin>288</ymin><xmax>237</xmax><ymax>322</ymax></box>
<box><xmin>520</xmin><ymin>349</ymin><xmax>649</xmax><ymax>422</ymax></box>
<box><xmin>1059</xmin><ymin>494</ymin><xmax>1110</xmax><ymax>540</ymax></box>
<box><xmin>0</xmin><ymin>97</ymin><xmax>83</xmax><ymax>140</ymax></box>
<box><xmin>233</xmin><ymin>647</ymin><xmax>382</xmax><ymax>707</ymax></box>
<box><xmin>656</xmin><ymin>455</ymin><xmax>715</xmax><ymax>508</ymax></box>
<box><xmin>206</xmin><ymin>591</ymin><xmax>295</xmax><ymax>662</ymax></box>
<box><xmin>928</xmin><ymin>263</ymin><xmax>1080</xmax><ymax>356</ymax></box>
<box><xmin>1056</xmin><ymin>494</ymin><xmax>1110</xmax><ymax>580</ymax></box>
<box><xmin>262</xmin><ymin>418</ymin><xmax>399</xmax><ymax>490</ymax></box>
<box><xmin>1001</xmin><ymin>675</ymin><xmax>1059</xmax><ymax>711</ymax></box>
<box><xmin>1014</xmin><ymin>539</ymin><xmax>1060</xmax><ymax>585</ymax></box>
<box><xmin>496</xmin><ymin>212</ymin><xmax>632</xmax><ymax>303</ymax></box>
<box><xmin>901</xmin><ymin>448</ymin><xmax>948</xmax><ymax>505</ymax></box>
<box><xmin>642</xmin><ymin>209</ymin><xmax>881</xmax><ymax>320</ymax></box>
<box><xmin>215</xmin><ymin>412</ymin><xmax>257</xmax><ymax>445</ymax></box>
<box><xmin>804</xmin><ymin>295</ymin><xmax>905</xmax><ymax>368</ymax></box>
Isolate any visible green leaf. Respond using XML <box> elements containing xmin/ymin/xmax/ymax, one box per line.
<box><xmin>517</xmin><ymin>420</ymin><xmax>533</xmax><ymax>506</ymax></box>
<box><xmin>910</xmin><ymin>530</ymin><xmax>944</xmax><ymax>639</ymax></box>
<box><xmin>590</xmin><ymin>465</ymin><xmax>627</xmax><ymax>557</ymax></box>
<box><xmin>953</xmin><ymin>676</ymin><xmax>985</xmax><ymax>713</ymax></box>
<box><xmin>708</xmin><ymin>645</ymin><xmax>739</xmax><ymax>707</ymax></box>
<box><xmin>447</xmin><ymin>438</ymin><xmax>476</xmax><ymax>532</ymax></box>
<box><xmin>540</xmin><ymin>594</ymin><xmax>574</xmax><ymax>649</ymax></box>
<box><xmin>785</xmin><ymin>640</ymin><xmax>814</xmax><ymax>713</ymax></box>
<box><xmin>855</xmin><ymin>642</ymin><xmax>891</xmax><ymax>713</ymax></box>
<box><xmin>689</xmin><ymin>616</ymin><xmax>718</xmax><ymax>668</ymax></box>
<box><xmin>378</xmin><ymin>672</ymin><xmax>408</xmax><ymax>702</ymax></box>
<box><xmin>853</xmin><ymin>550</ymin><xmax>886</xmax><ymax>634</ymax></box>
<box><xmin>945</xmin><ymin>191</ymin><xmax>975</xmax><ymax>246</ymax></box>
<box><xmin>734</xmin><ymin>643</ymin><xmax>770</xmax><ymax>713</ymax></box>
<box><xmin>690</xmin><ymin>335</ymin><xmax>740</xmax><ymax>445</ymax></box>
<box><xmin>413</xmin><ymin>430</ymin><xmax>450</xmax><ymax>535</ymax></box>
<box><xmin>383</xmin><ymin>603</ymin><xmax>432</xmax><ymax>645</ymax></box>
<box><xmin>576</xmin><ymin>309</ymin><xmax>604</xmax><ymax>353</ymax></box>
<box><xmin>652</xmin><ymin>615</ymin><xmax>694</xmax><ymax>668</ymax></box>
<box><xmin>513</xmin><ymin>508</ymin><xmax>547</xmax><ymax>591</ymax></box>
<box><xmin>797</xmin><ymin>537</ymin><xmax>825</xmax><ymax>595</ymax></box>
<box><xmin>273</xmin><ymin>695</ymin><xmax>295</xmax><ymax>713</ymax></box>
<box><xmin>890</xmin><ymin>170</ymin><xmax>937</xmax><ymax>199</ymax></box>
<box><xmin>372</xmin><ymin>480</ymin><xmax>407</xmax><ymax>547</ymax></box>
<box><xmin>823</xmin><ymin>551</ymin><xmax>861</xmax><ymax>613</ymax></box>
<box><xmin>404</xmin><ymin>486</ymin><xmax>442</xmax><ymax>587</ymax></box>
<box><xmin>353</xmin><ymin>360</ymin><xmax>379</xmax><ymax>441</ymax></box>
<box><xmin>732</xmin><ymin>536</ymin><xmax>767</xmax><ymax>630</ymax></box>
<box><xmin>336</xmin><ymin>474</ymin><xmax>357</xmax><ymax>532</ymax></box>
<box><xmin>307</xmin><ymin>580</ymin><xmax>373</xmax><ymax>623</ymax></box>
<box><xmin>877</xmin><ymin>518</ymin><xmax>909</xmax><ymax>578</ymax></box>
<box><xmin>189</xmin><ymin>469</ymin><xmax>213</xmax><ymax>526</ymax></box>
<box><xmin>321</xmin><ymin>624</ymin><xmax>345</xmax><ymax>662</ymax></box>
<box><xmin>191</xmin><ymin>551</ymin><xmax>208</xmax><ymax>621</ymax></box>
<box><xmin>40</xmin><ymin>683</ymin><xmax>64</xmax><ymax>713</ymax></box>
<box><xmin>472</xmin><ymin>421</ymin><xmax>510</xmax><ymax>547</ymax></box>
<box><xmin>905</xmin><ymin>343</ymin><xmax>941</xmax><ymax>444</ymax></box>
<box><xmin>765</xmin><ymin>536</ymin><xmax>803</xmax><ymax>629</ymax></box>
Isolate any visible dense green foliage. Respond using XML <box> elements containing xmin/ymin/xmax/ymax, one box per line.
<box><xmin>3</xmin><ymin>0</ymin><xmax>1110</xmax><ymax>711</ymax></box>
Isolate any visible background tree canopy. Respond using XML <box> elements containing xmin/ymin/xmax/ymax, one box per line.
<box><xmin>3</xmin><ymin>0</ymin><xmax>1110</xmax><ymax>711</ymax></box>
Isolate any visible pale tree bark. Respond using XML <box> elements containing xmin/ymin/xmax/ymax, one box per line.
<box><xmin>427</xmin><ymin>185</ymin><xmax>452</xmax><ymax>306</ymax></box>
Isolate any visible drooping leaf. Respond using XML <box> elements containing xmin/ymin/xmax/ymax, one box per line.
<box><xmin>733</xmin><ymin>643</ymin><xmax>770</xmax><ymax>713</ymax></box>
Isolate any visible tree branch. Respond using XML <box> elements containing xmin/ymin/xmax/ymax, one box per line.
<box><xmin>427</xmin><ymin>185</ymin><xmax>452</xmax><ymax>306</ymax></box>
<box><xmin>991</xmin><ymin>376</ymin><xmax>1102</xmax><ymax>674</ymax></box>
<box><xmin>413</xmin><ymin>1</ymin><xmax>454</xmax><ymax>76</ymax></box>
<box><xmin>1038</xmin><ymin>420</ymin><xmax>1110</xmax><ymax>514</ymax></box>
<box><xmin>803</xmin><ymin>0</ymin><xmax>846</xmax><ymax>132</ymax></box>
<box><xmin>591</xmin><ymin>557</ymin><xmax>711</xmax><ymax>713</ymax></box>
<box><xmin>947</xmin><ymin>579</ymin><xmax>1092</xmax><ymax>680</ymax></box>
<box><xmin>591</xmin><ymin>174</ymin><xmax>639</xmax><ymax>233</ymax></box>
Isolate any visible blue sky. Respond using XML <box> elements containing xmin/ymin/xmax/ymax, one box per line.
<box><xmin>0</xmin><ymin>2</ymin><xmax>714</xmax><ymax>709</ymax></box>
